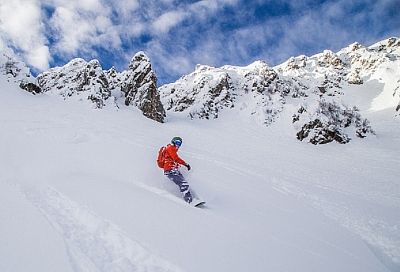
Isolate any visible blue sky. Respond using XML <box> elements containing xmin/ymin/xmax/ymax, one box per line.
<box><xmin>0</xmin><ymin>0</ymin><xmax>399</xmax><ymax>84</ymax></box>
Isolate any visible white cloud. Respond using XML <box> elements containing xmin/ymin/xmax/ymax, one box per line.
<box><xmin>26</xmin><ymin>45</ymin><xmax>51</xmax><ymax>70</ymax></box>
<box><xmin>44</xmin><ymin>0</ymin><xmax>103</xmax><ymax>13</ymax></box>
<box><xmin>76</xmin><ymin>0</ymin><xmax>103</xmax><ymax>12</ymax></box>
<box><xmin>145</xmin><ymin>40</ymin><xmax>193</xmax><ymax>75</ymax></box>
<box><xmin>47</xmin><ymin>1</ymin><xmax>125</xmax><ymax>58</ymax></box>
<box><xmin>152</xmin><ymin>10</ymin><xmax>189</xmax><ymax>34</ymax></box>
<box><xmin>112</xmin><ymin>0</ymin><xmax>139</xmax><ymax>20</ymax></box>
<box><xmin>50</xmin><ymin>6</ymin><xmax>94</xmax><ymax>55</ymax></box>
<box><xmin>0</xmin><ymin>0</ymin><xmax>50</xmax><ymax>70</ymax></box>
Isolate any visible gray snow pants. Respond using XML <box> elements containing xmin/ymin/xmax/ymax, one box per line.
<box><xmin>165</xmin><ymin>169</ymin><xmax>193</xmax><ymax>203</ymax></box>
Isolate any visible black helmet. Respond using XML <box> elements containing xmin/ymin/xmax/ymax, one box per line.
<box><xmin>171</xmin><ymin>136</ymin><xmax>183</xmax><ymax>146</ymax></box>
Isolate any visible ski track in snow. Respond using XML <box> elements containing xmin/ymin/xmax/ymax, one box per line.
<box><xmin>21</xmin><ymin>185</ymin><xmax>183</xmax><ymax>272</ymax></box>
<box><xmin>133</xmin><ymin>181</ymin><xmax>190</xmax><ymax>206</ymax></box>
<box><xmin>270</xmin><ymin>177</ymin><xmax>400</xmax><ymax>270</ymax></box>
<box><xmin>188</xmin><ymin>151</ymin><xmax>400</xmax><ymax>270</ymax></box>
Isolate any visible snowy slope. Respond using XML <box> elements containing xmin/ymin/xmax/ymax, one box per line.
<box><xmin>1</xmin><ymin>38</ymin><xmax>400</xmax><ymax>272</ymax></box>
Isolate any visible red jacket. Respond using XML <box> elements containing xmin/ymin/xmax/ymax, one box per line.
<box><xmin>163</xmin><ymin>144</ymin><xmax>187</xmax><ymax>172</ymax></box>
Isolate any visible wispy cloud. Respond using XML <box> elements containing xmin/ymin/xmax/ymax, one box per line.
<box><xmin>257</xmin><ymin>0</ymin><xmax>400</xmax><ymax>64</ymax></box>
<box><xmin>151</xmin><ymin>10</ymin><xmax>189</xmax><ymax>35</ymax></box>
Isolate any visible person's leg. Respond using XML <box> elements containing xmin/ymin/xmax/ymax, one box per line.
<box><xmin>166</xmin><ymin>170</ymin><xmax>192</xmax><ymax>203</ymax></box>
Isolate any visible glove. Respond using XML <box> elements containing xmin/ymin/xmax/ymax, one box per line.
<box><xmin>185</xmin><ymin>164</ymin><xmax>191</xmax><ymax>171</ymax></box>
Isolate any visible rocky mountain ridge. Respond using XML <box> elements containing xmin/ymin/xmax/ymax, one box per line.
<box><xmin>37</xmin><ymin>52</ymin><xmax>165</xmax><ymax>122</ymax></box>
<box><xmin>1</xmin><ymin>37</ymin><xmax>399</xmax><ymax>144</ymax></box>
<box><xmin>277</xmin><ymin>37</ymin><xmax>399</xmax><ymax>143</ymax></box>
<box><xmin>1</xmin><ymin>50</ymin><xmax>165</xmax><ymax>123</ymax></box>
<box><xmin>159</xmin><ymin>61</ymin><xmax>291</xmax><ymax>125</ymax></box>
<box><xmin>160</xmin><ymin>37</ymin><xmax>399</xmax><ymax>144</ymax></box>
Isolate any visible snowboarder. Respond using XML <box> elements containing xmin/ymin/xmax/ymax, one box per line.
<box><xmin>160</xmin><ymin>137</ymin><xmax>193</xmax><ymax>203</ymax></box>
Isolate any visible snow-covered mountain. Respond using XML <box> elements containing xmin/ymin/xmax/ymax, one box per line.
<box><xmin>36</xmin><ymin>52</ymin><xmax>165</xmax><ymax>122</ymax></box>
<box><xmin>2</xmin><ymin>37</ymin><xmax>399</xmax><ymax>143</ymax></box>
<box><xmin>1</xmin><ymin>50</ymin><xmax>168</xmax><ymax>123</ymax></box>
<box><xmin>160</xmin><ymin>37</ymin><xmax>399</xmax><ymax>144</ymax></box>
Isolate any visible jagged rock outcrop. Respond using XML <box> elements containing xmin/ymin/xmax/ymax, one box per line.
<box><xmin>0</xmin><ymin>51</ymin><xmax>42</xmax><ymax>94</ymax></box>
<box><xmin>36</xmin><ymin>53</ymin><xmax>165</xmax><ymax>122</ymax></box>
<box><xmin>294</xmin><ymin>100</ymin><xmax>374</xmax><ymax>144</ymax></box>
<box><xmin>120</xmin><ymin>52</ymin><xmax>165</xmax><ymax>123</ymax></box>
<box><xmin>19</xmin><ymin>82</ymin><xmax>42</xmax><ymax>94</ymax></box>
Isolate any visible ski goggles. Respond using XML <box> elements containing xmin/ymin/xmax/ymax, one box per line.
<box><xmin>174</xmin><ymin>139</ymin><xmax>182</xmax><ymax>147</ymax></box>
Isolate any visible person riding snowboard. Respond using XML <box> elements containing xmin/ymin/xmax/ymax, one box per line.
<box><xmin>161</xmin><ymin>137</ymin><xmax>193</xmax><ymax>203</ymax></box>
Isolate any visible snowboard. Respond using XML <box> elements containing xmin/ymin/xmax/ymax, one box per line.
<box><xmin>191</xmin><ymin>198</ymin><xmax>206</xmax><ymax>207</ymax></box>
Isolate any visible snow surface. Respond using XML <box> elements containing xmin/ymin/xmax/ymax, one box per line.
<box><xmin>1</xmin><ymin>65</ymin><xmax>399</xmax><ymax>272</ymax></box>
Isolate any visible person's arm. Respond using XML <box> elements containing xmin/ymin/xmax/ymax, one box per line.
<box><xmin>167</xmin><ymin>146</ymin><xmax>187</xmax><ymax>166</ymax></box>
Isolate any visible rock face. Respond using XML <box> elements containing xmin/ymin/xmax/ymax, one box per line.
<box><xmin>38</xmin><ymin>59</ymin><xmax>112</xmax><ymax>108</ymax></box>
<box><xmin>0</xmin><ymin>51</ymin><xmax>42</xmax><ymax>94</ymax></box>
<box><xmin>19</xmin><ymin>82</ymin><xmax>42</xmax><ymax>94</ymax></box>
<box><xmin>294</xmin><ymin>100</ymin><xmax>374</xmax><ymax>144</ymax></box>
<box><xmin>120</xmin><ymin>52</ymin><xmax>165</xmax><ymax>122</ymax></box>
<box><xmin>160</xmin><ymin>37</ymin><xmax>400</xmax><ymax>144</ymax></box>
<box><xmin>36</xmin><ymin>53</ymin><xmax>165</xmax><ymax>122</ymax></box>
<box><xmin>159</xmin><ymin>61</ymin><xmax>290</xmax><ymax>125</ymax></box>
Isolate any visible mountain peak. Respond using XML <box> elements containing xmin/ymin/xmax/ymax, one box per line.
<box><xmin>369</xmin><ymin>36</ymin><xmax>399</xmax><ymax>51</ymax></box>
<box><xmin>129</xmin><ymin>51</ymin><xmax>150</xmax><ymax>68</ymax></box>
<box><xmin>348</xmin><ymin>42</ymin><xmax>364</xmax><ymax>51</ymax></box>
